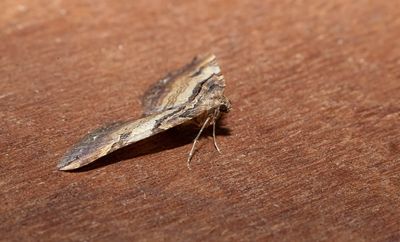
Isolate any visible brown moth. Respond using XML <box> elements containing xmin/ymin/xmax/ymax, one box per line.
<box><xmin>57</xmin><ymin>54</ymin><xmax>231</xmax><ymax>171</ymax></box>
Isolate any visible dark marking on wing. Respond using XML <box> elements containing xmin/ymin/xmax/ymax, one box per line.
<box><xmin>141</xmin><ymin>54</ymin><xmax>219</xmax><ymax>115</ymax></box>
<box><xmin>57</xmin><ymin>121</ymin><xmax>127</xmax><ymax>169</ymax></box>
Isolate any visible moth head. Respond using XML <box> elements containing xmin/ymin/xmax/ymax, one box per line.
<box><xmin>219</xmin><ymin>96</ymin><xmax>231</xmax><ymax>113</ymax></box>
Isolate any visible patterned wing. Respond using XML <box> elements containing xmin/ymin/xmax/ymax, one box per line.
<box><xmin>141</xmin><ymin>54</ymin><xmax>223</xmax><ymax>115</ymax></box>
<box><xmin>57</xmin><ymin>107</ymin><xmax>197</xmax><ymax>170</ymax></box>
<box><xmin>58</xmin><ymin>54</ymin><xmax>228</xmax><ymax>171</ymax></box>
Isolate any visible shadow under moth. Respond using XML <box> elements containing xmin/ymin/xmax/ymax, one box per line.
<box><xmin>57</xmin><ymin>54</ymin><xmax>231</xmax><ymax>171</ymax></box>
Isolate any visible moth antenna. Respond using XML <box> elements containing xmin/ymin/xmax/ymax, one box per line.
<box><xmin>187</xmin><ymin>116</ymin><xmax>211</xmax><ymax>169</ymax></box>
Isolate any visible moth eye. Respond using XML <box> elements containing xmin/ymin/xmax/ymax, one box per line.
<box><xmin>219</xmin><ymin>98</ymin><xmax>231</xmax><ymax>113</ymax></box>
<box><xmin>220</xmin><ymin>104</ymin><xmax>229</xmax><ymax>113</ymax></box>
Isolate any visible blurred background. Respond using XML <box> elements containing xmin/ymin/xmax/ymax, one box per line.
<box><xmin>1</xmin><ymin>0</ymin><xmax>399</xmax><ymax>241</ymax></box>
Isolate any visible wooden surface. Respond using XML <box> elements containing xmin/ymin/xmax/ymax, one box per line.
<box><xmin>1</xmin><ymin>0</ymin><xmax>400</xmax><ymax>241</ymax></box>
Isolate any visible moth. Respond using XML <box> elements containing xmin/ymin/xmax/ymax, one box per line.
<box><xmin>57</xmin><ymin>54</ymin><xmax>231</xmax><ymax>171</ymax></box>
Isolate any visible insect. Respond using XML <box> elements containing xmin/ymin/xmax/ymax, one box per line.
<box><xmin>57</xmin><ymin>54</ymin><xmax>231</xmax><ymax>171</ymax></box>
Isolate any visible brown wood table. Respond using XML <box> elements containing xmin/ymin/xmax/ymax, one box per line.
<box><xmin>1</xmin><ymin>0</ymin><xmax>399</xmax><ymax>241</ymax></box>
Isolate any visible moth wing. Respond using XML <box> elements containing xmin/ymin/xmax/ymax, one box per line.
<box><xmin>59</xmin><ymin>54</ymin><xmax>228</xmax><ymax>171</ymax></box>
<box><xmin>141</xmin><ymin>54</ymin><xmax>223</xmax><ymax>115</ymax></box>
<box><xmin>57</xmin><ymin>108</ymin><xmax>195</xmax><ymax>170</ymax></box>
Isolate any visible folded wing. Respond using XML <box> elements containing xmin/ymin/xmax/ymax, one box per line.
<box><xmin>58</xmin><ymin>107</ymin><xmax>194</xmax><ymax>170</ymax></box>
<box><xmin>141</xmin><ymin>54</ymin><xmax>223</xmax><ymax>115</ymax></box>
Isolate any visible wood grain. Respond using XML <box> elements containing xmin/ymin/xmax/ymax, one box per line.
<box><xmin>1</xmin><ymin>0</ymin><xmax>399</xmax><ymax>241</ymax></box>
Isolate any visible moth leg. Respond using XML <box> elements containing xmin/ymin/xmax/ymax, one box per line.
<box><xmin>212</xmin><ymin>110</ymin><xmax>222</xmax><ymax>154</ymax></box>
<box><xmin>187</xmin><ymin>116</ymin><xmax>211</xmax><ymax>169</ymax></box>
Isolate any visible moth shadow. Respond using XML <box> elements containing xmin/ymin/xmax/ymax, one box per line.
<box><xmin>72</xmin><ymin>118</ymin><xmax>231</xmax><ymax>172</ymax></box>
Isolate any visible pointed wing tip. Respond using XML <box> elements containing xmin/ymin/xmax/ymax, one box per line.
<box><xmin>57</xmin><ymin>164</ymin><xmax>71</xmax><ymax>171</ymax></box>
<box><xmin>57</xmin><ymin>145</ymin><xmax>95</xmax><ymax>171</ymax></box>
<box><xmin>57</xmin><ymin>164</ymin><xmax>70</xmax><ymax>171</ymax></box>
<box><xmin>205</xmin><ymin>53</ymin><xmax>216</xmax><ymax>58</ymax></box>
<box><xmin>57</xmin><ymin>157</ymin><xmax>81</xmax><ymax>171</ymax></box>
<box><xmin>56</xmin><ymin>122</ymin><xmax>125</xmax><ymax>171</ymax></box>
<box><xmin>199</xmin><ymin>53</ymin><xmax>216</xmax><ymax>62</ymax></box>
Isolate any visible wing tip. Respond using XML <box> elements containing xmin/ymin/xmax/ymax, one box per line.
<box><xmin>57</xmin><ymin>156</ymin><xmax>80</xmax><ymax>171</ymax></box>
<box><xmin>194</xmin><ymin>53</ymin><xmax>217</xmax><ymax>64</ymax></box>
